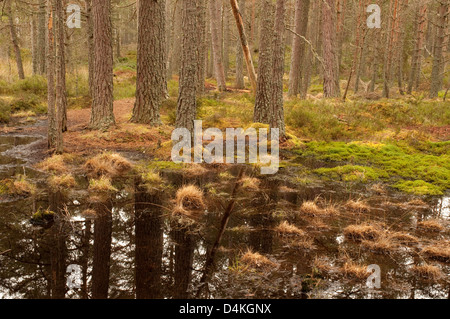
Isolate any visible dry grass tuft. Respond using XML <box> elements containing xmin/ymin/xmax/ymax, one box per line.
<box><xmin>300</xmin><ymin>201</ymin><xmax>324</xmax><ymax>216</ymax></box>
<box><xmin>370</xmin><ymin>183</ymin><xmax>387</xmax><ymax>195</ymax></box>
<box><xmin>241</xmin><ymin>249</ymin><xmax>277</xmax><ymax>270</ymax></box>
<box><xmin>173</xmin><ymin>185</ymin><xmax>206</xmax><ymax>219</ymax></box>
<box><xmin>313</xmin><ymin>256</ymin><xmax>333</xmax><ymax>273</ymax></box>
<box><xmin>37</xmin><ymin>155</ymin><xmax>67</xmax><ymax>174</ymax></box>
<box><xmin>48</xmin><ymin>174</ymin><xmax>77</xmax><ymax>190</ymax></box>
<box><xmin>241</xmin><ymin>177</ymin><xmax>261</xmax><ymax>191</ymax></box>
<box><xmin>12</xmin><ymin>176</ymin><xmax>36</xmax><ymax>195</ymax></box>
<box><xmin>389</xmin><ymin>232</ymin><xmax>419</xmax><ymax>246</ymax></box>
<box><xmin>84</xmin><ymin>152</ymin><xmax>132</xmax><ymax>178</ymax></box>
<box><xmin>345</xmin><ymin>199</ymin><xmax>370</xmax><ymax>212</ymax></box>
<box><xmin>406</xmin><ymin>199</ymin><xmax>427</xmax><ymax>207</ymax></box>
<box><xmin>81</xmin><ymin>209</ymin><xmax>97</xmax><ymax>217</ymax></box>
<box><xmin>341</xmin><ymin>261</ymin><xmax>369</xmax><ymax>279</ymax></box>
<box><xmin>344</xmin><ymin>224</ymin><xmax>382</xmax><ymax>241</ymax></box>
<box><xmin>275</xmin><ymin>221</ymin><xmax>305</xmax><ymax>236</ymax></box>
<box><xmin>361</xmin><ymin>236</ymin><xmax>398</xmax><ymax>254</ymax></box>
<box><xmin>411</xmin><ymin>264</ymin><xmax>443</xmax><ymax>281</ymax></box>
<box><xmin>422</xmin><ymin>242</ymin><xmax>450</xmax><ymax>263</ymax></box>
<box><xmin>417</xmin><ymin>219</ymin><xmax>444</xmax><ymax>232</ymax></box>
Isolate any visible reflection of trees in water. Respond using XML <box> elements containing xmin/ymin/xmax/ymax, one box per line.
<box><xmin>172</xmin><ymin>227</ymin><xmax>195</xmax><ymax>299</ymax></box>
<box><xmin>91</xmin><ymin>200</ymin><xmax>113</xmax><ymax>299</ymax></box>
<box><xmin>48</xmin><ymin>191</ymin><xmax>67</xmax><ymax>299</ymax></box>
<box><xmin>135</xmin><ymin>185</ymin><xmax>163</xmax><ymax>299</ymax></box>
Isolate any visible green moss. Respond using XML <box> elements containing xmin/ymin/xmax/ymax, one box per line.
<box><xmin>314</xmin><ymin>165</ymin><xmax>381</xmax><ymax>183</ymax></box>
<box><xmin>148</xmin><ymin>161</ymin><xmax>184</xmax><ymax>171</ymax></box>
<box><xmin>299</xmin><ymin>141</ymin><xmax>450</xmax><ymax>193</ymax></box>
<box><xmin>393</xmin><ymin>180</ymin><xmax>443</xmax><ymax>196</ymax></box>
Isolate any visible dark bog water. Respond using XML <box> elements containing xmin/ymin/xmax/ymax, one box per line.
<box><xmin>0</xmin><ymin>136</ymin><xmax>448</xmax><ymax>299</ymax></box>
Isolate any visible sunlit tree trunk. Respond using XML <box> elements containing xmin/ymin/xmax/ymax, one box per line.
<box><xmin>322</xmin><ymin>0</ymin><xmax>341</xmax><ymax>98</ymax></box>
<box><xmin>131</xmin><ymin>0</ymin><xmax>166</xmax><ymax>125</ymax></box>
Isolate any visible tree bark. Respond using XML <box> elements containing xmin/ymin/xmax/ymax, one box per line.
<box><xmin>196</xmin><ymin>0</ymin><xmax>207</xmax><ymax>94</ymax></box>
<box><xmin>86</xmin><ymin>0</ymin><xmax>95</xmax><ymax>99</ymax></box>
<box><xmin>271</xmin><ymin>0</ymin><xmax>286</xmax><ymax>137</ymax></box>
<box><xmin>407</xmin><ymin>4</ymin><xmax>427</xmax><ymax>94</ymax></box>
<box><xmin>175</xmin><ymin>0</ymin><xmax>199</xmax><ymax>132</ymax></box>
<box><xmin>210</xmin><ymin>0</ymin><xmax>227</xmax><ymax>91</ymax></box>
<box><xmin>253</xmin><ymin>0</ymin><xmax>274</xmax><ymax>123</ymax></box>
<box><xmin>322</xmin><ymin>0</ymin><xmax>340</xmax><ymax>98</ymax></box>
<box><xmin>47</xmin><ymin>0</ymin><xmax>57</xmax><ymax>149</ymax></box>
<box><xmin>235</xmin><ymin>0</ymin><xmax>246</xmax><ymax>89</ymax></box>
<box><xmin>6</xmin><ymin>0</ymin><xmax>25</xmax><ymax>80</ymax></box>
<box><xmin>288</xmin><ymin>0</ymin><xmax>310</xmax><ymax>97</ymax></box>
<box><xmin>430</xmin><ymin>0</ymin><xmax>448</xmax><ymax>98</ymax></box>
<box><xmin>131</xmin><ymin>0</ymin><xmax>166</xmax><ymax>125</ymax></box>
<box><xmin>90</xmin><ymin>0</ymin><xmax>115</xmax><ymax>130</ymax></box>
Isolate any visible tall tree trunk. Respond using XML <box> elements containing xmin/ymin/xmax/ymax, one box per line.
<box><xmin>223</xmin><ymin>3</ymin><xmax>231</xmax><ymax>78</ymax></box>
<box><xmin>37</xmin><ymin>0</ymin><xmax>47</xmax><ymax>75</ymax></box>
<box><xmin>47</xmin><ymin>0</ymin><xmax>57</xmax><ymax>149</ymax></box>
<box><xmin>383</xmin><ymin>0</ymin><xmax>399</xmax><ymax>98</ymax></box>
<box><xmin>210</xmin><ymin>0</ymin><xmax>227</xmax><ymax>91</ymax></box>
<box><xmin>288</xmin><ymin>0</ymin><xmax>310</xmax><ymax>97</ymax></box>
<box><xmin>430</xmin><ymin>0</ymin><xmax>448</xmax><ymax>98</ymax></box>
<box><xmin>407</xmin><ymin>4</ymin><xmax>427</xmax><ymax>94</ymax></box>
<box><xmin>55</xmin><ymin>0</ymin><xmax>66</xmax><ymax>152</ymax></box>
<box><xmin>230</xmin><ymin>0</ymin><xmax>257</xmax><ymax>92</ymax></box>
<box><xmin>322</xmin><ymin>0</ymin><xmax>340</xmax><ymax>98</ymax></box>
<box><xmin>271</xmin><ymin>0</ymin><xmax>286</xmax><ymax>137</ymax></box>
<box><xmin>300</xmin><ymin>0</ymin><xmax>319</xmax><ymax>98</ymax></box>
<box><xmin>131</xmin><ymin>0</ymin><xmax>166</xmax><ymax>125</ymax></box>
<box><xmin>197</xmin><ymin>0</ymin><xmax>207</xmax><ymax>94</ymax></box>
<box><xmin>175</xmin><ymin>0</ymin><xmax>199</xmax><ymax>132</ymax></box>
<box><xmin>253</xmin><ymin>0</ymin><xmax>274</xmax><ymax>123</ymax></box>
<box><xmin>86</xmin><ymin>0</ymin><xmax>95</xmax><ymax>99</ymax></box>
<box><xmin>6</xmin><ymin>0</ymin><xmax>25</xmax><ymax>80</ymax></box>
<box><xmin>90</xmin><ymin>0</ymin><xmax>115</xmax><ymax>130</ymax></box>
<box><xmin>235</xmin><ymin>0</ymin><xmax>246</xmax><ymax>89</ymax></box>
<box><xmin>31</xmin><ymin>13</ymin><xmax>38</xmax><ymax>75</ymax></box>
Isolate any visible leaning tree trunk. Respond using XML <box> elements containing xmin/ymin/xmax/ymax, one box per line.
<box><xmin>322</xmin><ymin>0</ymin><xmax>341</xmax><ymax>98</ymax></box>
<box><xmin>288</xmin><ymin>0</ymin><xmax>310</xmax><ymax>97</ymax></box>
<box><xmin>175</xmin><ymin>0</ymin><xmax>199</xmax><ymax>132</ymax></box>
<box><xmin>253</xmin><ymin>0</ymin><xmax>275</xmax><ymax>123</ymax></box>
<box><xmin>271</xmin><ymin>0</ymin><xmax>286</xmax><ymax>137</ymax></box>
<box><xmin>230</xmin><ymin>0</ymin><xmax>257</xmax><ymax>92</ymax></box>
<box><xmin>235</xmin><ymin>0</ymin><xmax>246</xmax><ymax>89</ymax></box>
<box><xmin>90</xmin><ymin>0</ymin><xmax>115</xmax><ymax>130</ymax></box>
<box><xmin>6</xmin><ymin>0</ymin><xmax>25</xmax><ymax>80</ymax></box>
<box><xmin>131</xmin><ymin>0</ymin><xmax>166</xmax><ymax>125</ymax></box>
<box><xmin>209</xmin><ymin>0</ymin><xmax>227</xmax><ymax>91</ymax></box>
<box><xmin>430</xmin><ymin>0</ymin><xmax>448</xmax><ymax>98</ymax></box>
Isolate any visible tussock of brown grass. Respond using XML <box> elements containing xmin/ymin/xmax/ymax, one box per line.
<box><xmin>422</xmin><ymin>242</ymin><xmax>450</xmax><ymax>262</ymax></box>
<box><xmin>241</xmin><ymin>177</ymin><xmax>261</xmax><ymax>191</ymax></box>
<box><xmin>37</xmin><ymin>155</ymin><xmax>67</xmax><ymax>173</ymax></box>
<box><xmin>361</xmin><ymin>236</ymin><xmax>398</xmax><ymax>254</ymax></box>
<box><xmin>173</xmin><ymin>185</ymin><xmax>206</xmax><ymax>218</ymax></box>
<box><xmin>313</xmin><ymin>256</ymin><xmax>333</xmax><ymax>273</ymax></box>
<box><xmin>275</xmin><ymin>221</ymin><xmax>305</xmax><ymax>236</ymax></box>
<box><xmin>407</xmin><ymin>199</ymin><xmax>427</xmax><ymax>207</ymax></box>
<box><xmin>417</xmin><ymin>219</ymin><xmax>444</xmax><ymax>232</ymax></box>
<box><xmin>345</xmin><ymin>199</ymin><xmax>370</xmax><ymax>212</ymax></box>
<box><xmin>49</xmin><ymin>174</ymin><xmax>77</xmax><ymax>190</ymax></box>
<box><xmin>411</xmin><ymin>264</ymin><xmax>443</xmax><ymax>280</ymax></box>
<box><xmin>342</xmin><ymin>261</ymin><xmax>368</xmax><ymax>279</ymax></box>
<box><xmin>241</xmin><ymin>249</ymin><xmax>277</xmax><ymax>270</ymax></box>
<box><xmin>389</xmin><ymin>232</ymin><xmax>419</xmax><ymax>246</ymax></box>
<box><xmin>84</xmin><ymin>152</ymin><xmax>132</xmax><ymax>178</ymax></box>
<box><xmin>300</xmin><ymin>201</ymin><xmax>324</xmax><ymax>216</ymax></box>
<box><xmin>308</xmin><ymin>218</ymin><xmax>331</xmax><ymax>230</ymax></box>
<box><xmin>344</xmin><ymin>224</ymin><xmax>382</xmax><ymax>241</ymax></box>
<box><xmin>12</xmin><ymin>177</ymin><xmax>36</xmax><ymax>195</ymax></box>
